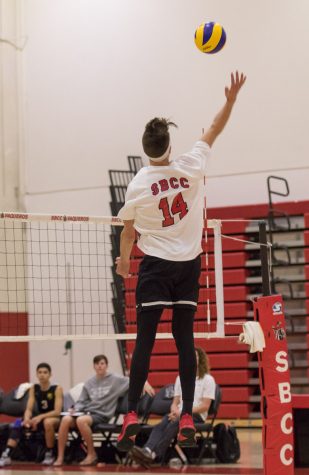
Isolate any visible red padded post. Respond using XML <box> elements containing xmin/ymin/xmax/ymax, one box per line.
<box><xmin>254</xmin><ymin>295</ymin><xmax>294</xmax><ymax>474</ymax></box>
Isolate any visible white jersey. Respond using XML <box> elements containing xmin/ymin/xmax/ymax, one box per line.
<box><xmin>118</xmin><ymin>141</ymin><xmax>211</xmax><ymax>261</ymax></box>
<box><xmin>174</xmin><ymin>373</ymin><xmax>216</xmax><ymax>421</ymax></box>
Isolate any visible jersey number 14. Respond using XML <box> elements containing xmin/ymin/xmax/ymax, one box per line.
<box><xmin>158</xmin><ymin>192</ymin><xmax>188</xmax><ymax>227</ymax></box>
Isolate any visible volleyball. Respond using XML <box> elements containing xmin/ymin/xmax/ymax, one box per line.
<box><xmin>194</xmin><ymin>22</ymin><xmax>226</xmax><ymax>54</ymax></box>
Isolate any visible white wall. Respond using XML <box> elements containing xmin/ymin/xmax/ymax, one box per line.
<box><xmin>0</xmin><ymin>0</ymin><xmax>20</xmax><ymax>211</ymax></box>
<box><xmin>18</xmin><ymin>0</ymin><xmax>309</xmax><ymax>213</ymax></box>
<box><xmin>1</xmin><ymin>0</ymin><xmax>308</xmax><ymax>387</ymax></box>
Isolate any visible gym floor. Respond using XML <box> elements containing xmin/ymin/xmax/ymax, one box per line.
<box><xmin>0</xmin><ymin>429</ymin><xmax>307</xmax><ymax>474</ymax></box>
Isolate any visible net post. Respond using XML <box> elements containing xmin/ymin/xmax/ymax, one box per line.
<box><xmin>259</xmin><ymin>220</ymin><xmax>271</xmax><ymax>296</ymax></box>
<box><xmin>213</xmin><ymin>220</ymin><xmax>225</xmax><ymax>337</ymax></box>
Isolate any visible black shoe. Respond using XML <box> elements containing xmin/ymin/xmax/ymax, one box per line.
<box><xmin>130</xmin><ymin>446</ymin><xmax>153</xmax><ymax>468</ymax></box>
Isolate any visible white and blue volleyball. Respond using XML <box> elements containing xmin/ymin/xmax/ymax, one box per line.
<box><xmin>194</xmin><ymin>22</ymin><xmax>226</xmax><ymax>54</ymax></box>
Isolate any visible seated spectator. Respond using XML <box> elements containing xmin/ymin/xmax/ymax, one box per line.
<box><xmin>0</xmin><ymin>362</ymin><xmax>63</xmax><ymax>467</ymax></box>
<box><xmin>130</xmin><ymin>347</ymin><xmax>215</xmax><ymax>467</ymax></box>
<box><xmin>54</xmin><ymin>354</ymin><xmax>154</xmax><ymax>466</ymax></box>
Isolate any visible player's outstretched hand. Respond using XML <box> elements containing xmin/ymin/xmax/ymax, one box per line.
<box><xmin>115</xmin><ymin>256</ymin><xmax>131</xmax><ymax>278</ymax></box>
<box><xmin>225</xmin><ymin>71</ymin><xmax>246</xmax><ymax>104</ymax></box>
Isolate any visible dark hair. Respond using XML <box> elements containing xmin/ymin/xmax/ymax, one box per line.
<box><xmin>93</xmin><ymin>354</ymin><xmax>108</xmax><ymax>365</ymax></box>
<box><xmin>36</xmin><ymin>362</ymin><xmax>51</xmax><ymax>373</ymax></box>
<box><xmin>195</xmin><ymin>347</ymin><xmax>210</xmax><ymax>379</ymax></box>
<box><xmin>142</xmin><ymin>117</ymin><xmax>177</xmax><ymax>158</ymax></box>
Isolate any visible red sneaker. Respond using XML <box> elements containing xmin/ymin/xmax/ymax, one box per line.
<box><xmin>178</xmin><ymin>413</ymin><xmax>197</xmax><ymax>447</ymax></box>
<box><xmin>117</xmin><ymin>411</ymin><xmax>140</xmax><ymax>451</ymax></box>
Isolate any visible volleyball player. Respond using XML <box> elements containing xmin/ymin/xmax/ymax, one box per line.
<box><xmin>0</xmin><ymin>363</ymin><xmax>63</xmax><ymax>466</ymax></box>
<box><xmin>131</xmin><ymin>348</ymin><xmax>215</xmax><ymax>467</ymax></box>
<box><xmin>116</xmin><ymin>71</ymin><xmax>246</xmax><ymax>451</ymax></box>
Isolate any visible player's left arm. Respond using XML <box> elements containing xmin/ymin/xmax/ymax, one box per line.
<box><xmin>202</xmin><ymin>71</ymin><xmax>246</xmax><ymax>147</ymax></box>
<box><xmin>23</xmin><ymin>385</ymin><xmax>35</xmax><ymax>426</ymax></box>
<box><xmin>116</xmin><ymin>219</ymin><xmax>135</xmax><ymax>278</ymax></box>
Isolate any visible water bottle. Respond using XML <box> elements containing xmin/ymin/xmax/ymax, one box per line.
<box><xmin>11</xmin><ymin>418</ymin><xmax>23</xmax><ymax>429</ymax></box>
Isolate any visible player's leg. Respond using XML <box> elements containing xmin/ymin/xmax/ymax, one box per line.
<box><xmin>118</xmin><ymin>307</ymin><xmax>162</xmax><ymax>451</ymax></box>
<box><xmin>76</xmin><ymin>415</ymin><xmax>97</xmax><ymax>465</ymax></box>
<box><xmin>171</xmin><ymin>256</ymin><xmax>201</xmax><ymax>446</ymax></box>
<box><xmin>42</xmin><ymin>417</ymin><xmax>60</xmax><ymax>465</ymax></box>
<box><xmin>128</xmin><ymin>307</ymin><xmax>162</xmax><ymax>410</ymax></box>
<box><xmin>118</xmin><ymin>255</ymin><xmax>171</xmax><ymax>451</ymax></box>
<box><xmin>172</xmin><ymin>306</ymin><xmax>197</xmax><ymax>446</ymax></box>
<box><xmin>0</xmin><ymin>423</ymin><xmax>21</xmax><ymax>467</ymax></box>
<box><xmin>54</xmin><ymin>416</ymin><xmax>76</xmax><ymax>466</ymax></box>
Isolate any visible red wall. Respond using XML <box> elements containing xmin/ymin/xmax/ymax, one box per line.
<box><xmin>0</xmin><ymin>313</ymin><xmax>29</xmax><ymax>392</ymax></box>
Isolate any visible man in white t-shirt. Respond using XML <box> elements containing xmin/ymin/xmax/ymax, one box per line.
<box><xmin>116</xmin><ymin>72</ymin><xmax>246</xmax><ymax>451</ymax></box>
<box><xmin>130</xmin><ymin>348</ymin><xmax>216</xmax><ymax>466</ymax></box>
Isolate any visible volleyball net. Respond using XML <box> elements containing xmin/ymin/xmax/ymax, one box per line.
<box><xmin>0</xmin><ymin>212</ymin><xmax>225</xmax><ymax>342</ymax></box>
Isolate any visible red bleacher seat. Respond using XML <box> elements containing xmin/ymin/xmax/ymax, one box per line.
<box><xmin>148</xmin><ymin>370</ymin><xmax>252</xmax><ymax>388</ymax></box>
<box><xmin>125</xmin><ymin>288</ymin><xmax>248</xmax><ymax>308</ymax></box>
<box><xmin>125</xmin><ymin>338</ymin><xmax>249</xmax><ymax>356</ymax></box>
<box><xmin>206</xmin><ymin>252</ymin><xmax>247</xmax><ymax>269</ymax></box>
<box><xmin>131</xmin><ymin>244</ymin><xmax>144</xmax><ymax>258</ymax></box>
<box><xmin>221</xmin><ymin>387</ymin><xmax>253</xmax><ymax>402</ymax></box>
<box><xmin>129</xmin><ymin>252</ymin><xmax>248</xmax><ymax>275</ymax></box>
<box><xmin>208</xmin><ymin>353</ymin><xmax>250</xmax><ymax>368</ymax></box>
<box><xmin>220</xmin><ymin>221</ymin><xmax>249</xmax><ymax>234</ymax></box>
<box><xmin>202</xmin><ymin>235</ymin><xmax>247</xmax><ymax>252</ymax></box>
<box><xmin>127</xmin><ymin>353</ymin><xmax>250</xmax><ymax>371</ymax></box>
<box><xmin>199</xmin><ymin>286</ymin><xmax>248</xmax><ymax>302</ymax></box>
<box><xmin>126</xmin><ymin>321</ymin><xmax>242</xmax><ymax>336</ymax></box>
<box><xmin>125</xmin><ymin>269</ymin><xmax>248</xmax><ymax>291</ymax></box>
<box><xmin>211</xmin><ymin>370</ymin><xmax>253</xmax><ymax>386</ymax></box>
<box><xmin>305</xmin><ymin>249</ymin><xmax>309</xmax><ymax>264</ymax></box>
<box><xmin>125</xmin><ymin>302</ymin><xmax>250</xmax><ymax>322</ymax></box>
<box><xmin>194</xmin><ymin>337</ymin><xmax>248</xmax><ymax>353</ymax></box>
<box><xmin>217</xmin><ymin>404</ymin><xmax>250</xmax><ymax>418</ymax></box>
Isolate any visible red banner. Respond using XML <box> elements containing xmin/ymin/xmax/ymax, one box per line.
<box><xmin>254</xmin><ymin>295</ymin><xmax>294</xmax><ymax>474</ymax></box>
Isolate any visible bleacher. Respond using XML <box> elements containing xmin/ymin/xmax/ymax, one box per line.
<box><xmin>109</xmin><ymin>160</ymin><xmax>309</xmax><ymax>420</ymax></box>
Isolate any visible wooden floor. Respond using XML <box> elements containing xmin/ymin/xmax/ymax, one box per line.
<box><xmin>0</xmin><ymin>429</ymin><xmax>307</xmax><ymax>475</ymax></box>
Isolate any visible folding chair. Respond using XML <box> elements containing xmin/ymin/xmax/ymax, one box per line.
<box><xmin>140</xmin><ymin>384</ymin><xmax>174</xmax><ymax>436</ymax></box>
<box><xmin>194</xmin><ymin>383</ymin><xmax>222</xmax><ymax>465</ymax></box>
<box><xmin>89</xmin><ymin>391</ymin><xmax>153</xmax><ymax>463</ymax></box>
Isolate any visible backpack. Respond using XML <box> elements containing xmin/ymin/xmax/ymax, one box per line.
<box><xmin>213</xmin><ymin>423</ymin><xmax>241</xmax><ymax>463</ymax></box>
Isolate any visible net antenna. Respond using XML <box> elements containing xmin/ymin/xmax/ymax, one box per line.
<box><xmin>258</xmin><ymin>220</ymin><xmax>271</xmax><ymax>296</ymax></box>
<box><xmin>205</xmin><ymin>219</ymin><xmax>225</xmax><ymax>338</ymax></box>
<box><xmin>0</xmin><ymin>213</ymin><xmax>225</xmax><ymax>342</ymax></box>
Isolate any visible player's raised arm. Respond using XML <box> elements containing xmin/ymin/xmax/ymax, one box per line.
<box><xmin>201</xmin><ymin>71</ymin><xmax>246</xmax><ymax>147</ymax></box>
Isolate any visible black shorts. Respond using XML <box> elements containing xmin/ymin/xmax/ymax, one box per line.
<box><xmin>89</xmin><ymin>413</ymin><xmax>109</xmax><ymax>428</ymax></box>
<box><xmin>136</xmin><ymin>254</ymin><xmax>201</xmax><ymax>311</ymax></box>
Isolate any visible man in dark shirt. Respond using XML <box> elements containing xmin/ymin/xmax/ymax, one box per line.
<box><xmin>0</xmin><ymin>362</ymin><xmax>63</xmax><ymax>466</ymax></box>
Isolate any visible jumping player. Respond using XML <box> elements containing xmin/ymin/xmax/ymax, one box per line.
<box><xmin>116</xmin><ymin>71</ymin><xmax>246</xmax><ymax>451</ymax></box>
